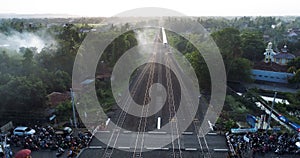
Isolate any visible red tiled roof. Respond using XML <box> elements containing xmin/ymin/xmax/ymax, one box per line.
<box><xmin>47</xmin><ymin>92</ymin><xmax>70</xmax><ymax>106</ymax></box>
<box><xmin>253</xmin><ymin>61</ymin><xmax>288</xmax><ymax>72</ymax></box>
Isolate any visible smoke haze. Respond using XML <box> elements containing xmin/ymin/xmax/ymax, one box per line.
<box><xmin>0</xmin><ymin>30</ymin><xmax>56</xmax><ymax>53</ymax></box>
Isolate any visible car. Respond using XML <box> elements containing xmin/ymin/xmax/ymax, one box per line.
<box><xmin>289</xmin><ymin>122</ymin><xmax>300</xmax><ymax>132</ymax></box>
<box><xmin>13</xmin><ymin>126</ymin><xmax>36</xmax><ymax>136</ymax></box>
<box><xmin>55</xmin><ymin>127</ymin><xmax>73</xmax><ymax>136</ymax></box>
<box><xmin>278</xmin><ymin>115</ymin><xmax>289</xmax><ymax>123</ymax></box>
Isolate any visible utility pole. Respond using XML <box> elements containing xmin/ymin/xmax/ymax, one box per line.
<box><xmin>70</xmin><ymin>88</ymin><xmax>77</xmax><ymax>128</ymax></box>
<box><xmin>266</xmin><ymin>92</ymin><xmax>277</xmax><ymax>132</ymax></box>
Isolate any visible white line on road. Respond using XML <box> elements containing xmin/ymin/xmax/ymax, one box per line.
<box><xmin>145</xmin><ymin>147</ymin><xmax>161</xmax><ymax>150</ymax></box>
<box><xmin>147</xmin><ymin>131</ymin><xmax>167</xmax><ymax>134</ymax></box>
<box><xmin>182</xmin><ymin>131</ymin><xmax>193</xmax><ymax>135</ymax></box>
<box><xmin>185</xmin><ymin>148</ymin><xmax>197</xmax><ymax>151</ymax></box>
<box><xmin>161</xmin><ymin>147</ymin><xmax>169</xmax><ymax>150</ymax></box>
<box><xmin>118</xmin><ymin>146</ymin><xmax>130</xmax><ymax>149</ymax></box>
<box><xmin>97</xmin><ymin>130</ymin><xmax>110</xmax><ymax>133</ymax></box>
<box><xmin>213</xmin><ymin>149</ymin><xmax>229</xmax><ymax>152</ymax></box>
<box><xmin>207</xmin><ymin>132</ymin><xmax>217</xmax><ymax>136</ymax></box>
<box><xmin>88</xmin><ymin>146</ymin><xmax>102</xmax><ymax>149</ymax></box>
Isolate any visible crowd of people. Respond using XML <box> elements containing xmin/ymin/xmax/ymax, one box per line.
<box><xmin>4</xmin><ymin>125</ymin><xmax>92</xmax><ymax>157</ymax></box>
<box><xmin>227</xmin><ymin>132</ymin><xmax>300</xmax><ymax>157</ymax></box>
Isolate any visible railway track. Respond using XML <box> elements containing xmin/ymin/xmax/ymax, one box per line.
<box><xmin>165</xmin><ymin>55</ymin><xmax>183</xmax><ymax>158</ymax></box>
<box><xmin>166</xmin><ymin>49</ymin><xmax>212</xmax><ymax>158</ymax></box>
<box><xmin>102</xmin><ymin>54</ymin><xmax>157</xmax><ymax>158</ymax></box>
<box><xmin>102</xmin><ymin>31</ymin><xmax>161</xmax><ymax>158</ymax></box>
<box><xmin>132</xmin><ymin>52</ymin><xmax>157</xmax><ymax>158</ymax></box>
<box><xmin>102</xmin><ymin>26</ymin><xmax>213</xmax><ymax>158</ymax></box>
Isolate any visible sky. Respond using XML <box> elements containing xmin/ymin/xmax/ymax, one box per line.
<box><xmin>1</xmin><ymin>0</ymin><xmax>300</xmax><ymax>17</ymax></box>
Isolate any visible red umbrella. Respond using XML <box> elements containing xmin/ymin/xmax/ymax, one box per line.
<box><xmin>14</xmin><ymin>149</ymin><xmax>31</xmax><ymax>158</ymax></box>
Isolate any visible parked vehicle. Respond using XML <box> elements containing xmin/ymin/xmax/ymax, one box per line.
<box><xmin>55</xmin><ymin>127</ymin><xmax>72</xmax><ymax>137</ymax></box>
<box><xmin>13</xmin><ymin>127</ymin><xmax>36</xmax><ymax>136</ymax></box>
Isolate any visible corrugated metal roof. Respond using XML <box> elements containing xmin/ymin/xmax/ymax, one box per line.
<box><xmin>251</xmin><ymin>69</ymin><xmax>294</xmax><ymax>83</ymax></box>
<box><xmin>273</xmin><ymin>52</ymin><xmax>295</xmax><ymax>59</ymax></box>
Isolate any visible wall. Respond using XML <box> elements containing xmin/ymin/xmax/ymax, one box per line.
<box><xmin>251</xmin><ymin>69</ymin><xmax>294</xmax><ymax>83</ymax></box>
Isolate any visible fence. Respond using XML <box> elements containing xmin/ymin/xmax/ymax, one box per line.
<box><xmin>0</xmin><ymin>121</ymin><xmax>13</xmax><ymax>133</ymax></box>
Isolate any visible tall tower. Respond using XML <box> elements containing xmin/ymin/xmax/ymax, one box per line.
<box><xmin>264</xmin><ymin>42</ymin><xmax>276</xmax><ymax>63</ymax></box>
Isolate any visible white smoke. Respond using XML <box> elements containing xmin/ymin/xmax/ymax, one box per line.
<box><xmin>0</xmin><ymin>30</ymin><xmax>56</xmax><ymax>53</ymax></box>
<box><xmin>134</xmin><ymin>28</ymin><xmax>157</xmax><ymax>54</ymax></box>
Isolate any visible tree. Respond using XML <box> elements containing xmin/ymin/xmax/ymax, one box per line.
<box><xmin>287</xmin><ymin>57</ymin><xmax>300</xmax><ymax>70</ymax></box>
<box><xmin>287</xmin><ymin>57</ymin><xmax>300</xmax><ymax>84</ymax></box>
<box><xmin>211</xmin><ymin>28</ymin><xmax>242</xmax><ymax>60</ymax></box>
<box><xmin>0</xmin><ymin>76</ymin><xmax>46</xmax><ymax>110</ymax></box>
<box><xmin>52</xmin><ymin>70</ymin><xmax>71</xmax><ymax>92</ymax></box>
<box><xmin>175</xmin><ymin>38</ymin><xmax>197</xmax><ymax>55</ymax></box>
<box><xmin>21</xmin><ymin>48</ymin><xmax>36</xmax><ymax>75</ymax></box>
<box><xmin>185</xmin><ymin>51</ymin><xmax>211</xmax><ymax>91</ymax></box>
<box><xmin>0</xmin><ymin>51</ymin><xmax>10</xmax><ymax>74</ymax></box>
<box><xmin>228</xmin><ymin>58</ymin><xmax>253</xmax><ymax>82</ymax></box>
<box><xmin>240</xmin><ymin>30</ymin><xmax>265</xmax><ymax>62</ymax></box>
<box><xmin>211</xmin><ymin>28</ymin><xmax>245</xmax><ymax>80</ymax></box>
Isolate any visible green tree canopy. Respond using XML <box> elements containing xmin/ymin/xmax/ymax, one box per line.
<box><xmin>240</xmin><ymin>30</ymin><xmax>265</xmax><ymax>62</ymax></box>
<box><xmin>211</xmin><ymin>28</ymin><xmax>253</xmax><ymax>82</ymax></box>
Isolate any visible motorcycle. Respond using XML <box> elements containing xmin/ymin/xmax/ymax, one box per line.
<box><xmin>56</xmin><ymin>147</ymin><xmax>65</xmax><ymax>157</ymax></box>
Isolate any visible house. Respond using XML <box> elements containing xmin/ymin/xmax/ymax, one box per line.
<box><xmin>47</xmin><ymin>92</ymin><xmax>71</xmax><ymax>107</ymax></box>
<box><xmin>252</xmin><ymin>43</ymin><xmax>295</xmax><ymax>84</ymax></box>
<box><xmin>263</xmin><ymin>43</ymin><xmax>295</xmax><ymax>65</ymax></box>
<box><xmin>273</xmin><ymin>45</ymin><xmax>295</xmax><ymax>65</ymax></box>
<box><xmin>287</xmin><ymin>28</ymin><xmax>300</xmax><ymax>42</ymax></box>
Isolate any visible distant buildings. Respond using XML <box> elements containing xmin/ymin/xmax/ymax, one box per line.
<box><xmin>287</xmin><ymin>28</ymin><xmax>300</xmax><ymax>42</ymax></box>
<box><xmin>264</xmin><ymin>42</ymin><xmax>295</xmax><ymax>65</ymax></box>
<box><xmin>252</xmin><ymin>42</ymin><xmax>295</xmax><ymax>84</ymax></box>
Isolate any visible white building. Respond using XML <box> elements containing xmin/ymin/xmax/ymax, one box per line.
<box><xmin>264</xmin><ymin>42</ymin><xmax>277</xmax><ymax>63</ymax></box>
<box><xmin>263</xmin><ymin>42</ymin><xmax>295</xmax><ymax>65</ymax></box>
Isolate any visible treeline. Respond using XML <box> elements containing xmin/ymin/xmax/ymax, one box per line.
<box><xmin>0</xmin><ymin>20</ymin><xmax>139</xmax><ymax>116</ymax></box>
<box><xmin>165</xmin><ymin>17</ymin><xmax>300</xmax><ymax>88</ymax></box>
<box><xmin>166</xmin><ymin>26</ymin><xmax>264</xmax><ymax>90</ymax></box>
<box><xmin>0</xmin><ymin>22</ymin><xmax>90</xmax><ymax>112</ymax></box>
<box><xmin>1</xmin><ymin>16</ymin><xmax>300</xmax><ymax>114</ymax></box>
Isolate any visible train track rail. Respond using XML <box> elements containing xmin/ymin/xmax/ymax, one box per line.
<box><xmin>166</xmin><ymin>50</ymin><xmax>212</xmax><ymax>158</ymax></box>
<box><xmin>165</xmin><ymin>55</ymin><xmax>183</xmax><ymax>158</ymax></box>
<box><xmin>132</xmin><ymin>52</ymin><xmax>157</xmax><ymax>158</ymax></box>
<box><xmin>102</xmin><ymin>31</ymin><xmax>161</xmax><ymax>158</ymax></box>
<box><xmin>102</xmin><ymin>54</ymin><xmax>156</xmax><ymax>158</ymax></box>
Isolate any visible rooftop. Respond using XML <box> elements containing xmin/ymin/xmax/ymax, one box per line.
<box><xmin>253</xmin><ymin>61</ymin><xmax>287</xmax><ymax>72</ymax></box>
<box><xmin>273</xmin><ymin>52</ymin><xmax>295</xmax><ymax>59</ymax></box>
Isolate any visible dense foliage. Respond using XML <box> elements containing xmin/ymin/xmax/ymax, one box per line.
<box><xmin>0</xmin><ymin>16</ymin><xmax>299</xmax><ymax>123</ymax></box>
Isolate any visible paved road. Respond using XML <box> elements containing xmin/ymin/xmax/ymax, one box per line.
<box><xmin>245</xmin><ymin>83</ymin><xmax>298</xmax><ymax>93</ymax></box>
<box><xmin>78</xmin><ymin>148</ymin><xmax>229</xmax><ymax>158</ymax></box>
<box><xmin>11</xmin><ymin>146</ymin><xmax>69</xmax><ymax>158</ymax></box>
<box><xmin>79</xmin><ymin>130</ymin><xmax>228</xmax><ymax>158</ymax></box>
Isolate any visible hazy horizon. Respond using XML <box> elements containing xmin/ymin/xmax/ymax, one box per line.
<box><xmin>2</xmin><ymin>0</ymin><xmax>300</xmax><ymax>17</ymax></box>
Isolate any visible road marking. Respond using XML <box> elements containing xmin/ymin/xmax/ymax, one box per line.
<box><xmin>88</xmin><ymin>146</ymin><xmax>102</xmax><ymax>149</ymax></box>
<box><xmin>147</xmin><ymin>131</ymin><xmax>167</xmax><ymax>134</ymax></box>
<box><xmin>185</xmin><ymin>148</ymin><xmax>197</xmax><ymax>151</ymax></box>
<box><xmin>145</xmin><ymin>147</ymin><xmax>161</xmax><ymax>150</ymax></box>
<box><xmin>161</xmin><ymin>147</ymin><xmax>169</xmax><ymax>150</ymax></box>
<box><xmin>182</xmin><ymin>131</ymin><xmax>193</xmax><ymax>135</ymax></box>
<box><xmin>123</xmin><ymin>130</ymin><xmax>132</xmax><ymax>134</ymax></box>
<box><xmin>208</xmin><ymin>120</ymin><xmax>214</xmax><ymax>131</ymax></box>
<box><xmin>207</xmin><ymin>132</ymin><xmax>217</xmax><ymax>136</ymax></box>
<box><xmin>98</xmin><ymin>130</ymin><xmax>110</xmax><ymax>133</ymax></box>
<box><xmin>118</xmin><ymin>146</ymin><xmax>130</xmax><ymax>149</ymax></box>
<box><xmin>213</xmin><ymin>149</ymin><xmax>229</xmax><ymax>152</ymax></box>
